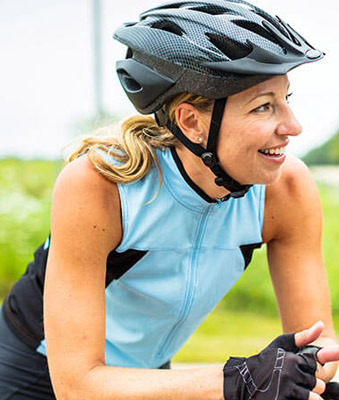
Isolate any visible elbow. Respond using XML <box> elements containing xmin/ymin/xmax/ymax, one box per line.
<box><xmin>52</xmin><ymin>378</ymin><xmax>85</xmax><ymax>400</ymax></box>
<box><xmin>51</xmin><ymin>362</ymin><xmax>106</xmax><ymax>400</ymax></box>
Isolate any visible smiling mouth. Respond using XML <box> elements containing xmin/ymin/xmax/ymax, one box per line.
<box><xmin>258</xmin><ymin>147</ymin><xmax>286</xmax><ymax>157</ymax></box>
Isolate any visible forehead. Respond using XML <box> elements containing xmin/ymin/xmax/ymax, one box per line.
<box><xmin>231</xmin><ymin>74</ymin><xmax>290</xmax><ymax>103</ymax></box>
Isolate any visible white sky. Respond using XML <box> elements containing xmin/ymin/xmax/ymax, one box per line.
<box><xmin>0</xmin><ymin>0</ymin><xmax>338</xmax><ymax>159</ymax></box>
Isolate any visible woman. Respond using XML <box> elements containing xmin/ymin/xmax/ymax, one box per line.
<box><xmin>0</xmin><ymin>0</ymin><xmax>338</xmax><ymax>399</ymax></box>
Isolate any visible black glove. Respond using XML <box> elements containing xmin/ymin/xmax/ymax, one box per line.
<box><xmin>298</xmin><ymin>345</ymin><xmax>339</xmax><ymax>400</ymax></box>
<box><xmin>223</xmin><ymin>333</ymin><xmax>318</xmax><ymax>400</ymax></box>
<box><xmin>322</xmin><ymin>382</ymin><xmax>339</xmax><ymax>399</ymax></box>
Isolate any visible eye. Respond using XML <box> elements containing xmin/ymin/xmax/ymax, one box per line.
<box><xmin>252</xmin><ymin>103</ymin><xmax>271</xmax><ymax>113</ymax></box>
<box><xmin>286</xmin><ymin>92</ymin><xmax>293</xmax><ymax>104</ymax></box>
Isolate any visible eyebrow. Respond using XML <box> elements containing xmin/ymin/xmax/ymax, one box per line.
<box><xmin>246</xmin><ymin>83</ymin><xmax>291</xmax><ymax>105</ymax></box>
<box><xmin>246</xmin><ymin>91</ymin><xmax>274</xmax><ymax>105</ymax></box>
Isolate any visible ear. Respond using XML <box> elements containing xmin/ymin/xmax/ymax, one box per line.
<box><xmin>174</xmin><ymin>103</ymin><xmax>206</xmax><ymax>145</ymax></box>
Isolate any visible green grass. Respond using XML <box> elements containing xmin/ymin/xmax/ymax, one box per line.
<box><xmin>0</xmin><ymin>158</ymin><xmax>338</xmax><ymax>361</ymax></box>
<box><xmin>173</xmin><ymin>307</ymin><xmax>282</xmax><ymax>362</ymax></box>
<box><xmin>319</xmin><ymin>183</ymin><xmax>339</xmax><ymax>314</ymax></box>
<box><xmin>174</xmin><ymin>308</ymin><xmax>339</xmax><ymax>363</ymax></box>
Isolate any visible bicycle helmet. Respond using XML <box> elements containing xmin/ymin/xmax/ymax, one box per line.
<box><xmin>114</xmin><ymin>0</ymin><xmax>324</xmax><ymax>200</ymax></box>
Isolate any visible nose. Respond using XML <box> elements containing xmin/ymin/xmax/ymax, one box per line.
<box><xmin>276</xmin><ymin>106</ymin><xmax>302</xmax><ymax>137</ymax></box>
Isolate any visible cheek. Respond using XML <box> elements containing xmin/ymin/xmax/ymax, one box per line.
<box><xmin>218</xmin><ymin>129</ymin><xmax>258</xmax><ymax>157</ymax></box>
<box><xmin>217</xmin><ymin>117</ymin><xmax>275</xmax><ymax>161</ymax></box>
<box><xmin>235</xmin><ymin>124</ymin><xmax>274</xmax><ymax>152</ymax></box>
<box><xmin>217</xmin><ymin>123</ymin><xmax>243</xmax><ymax>150</ymax></box>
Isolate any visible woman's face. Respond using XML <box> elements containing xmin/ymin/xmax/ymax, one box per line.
<box><xmin>216</xmin><ymin>74</ymin><xmax>302</xmax><ymax>186</ymax></box>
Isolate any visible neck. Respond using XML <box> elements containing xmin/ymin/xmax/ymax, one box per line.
<box><xmin>174</xmin><ymin>145</ymin><xmax>231</xmax><ymax>200</ymax></box>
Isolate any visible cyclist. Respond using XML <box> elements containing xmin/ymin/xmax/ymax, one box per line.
<box><xmin>0</xmin><ymin>0</ymin><xmax>338</xmax><ymax>399</ymax></box>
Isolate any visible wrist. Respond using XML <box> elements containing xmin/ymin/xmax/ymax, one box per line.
<box><xmin>202</xmin><ymin>365</ymin><xmax>224</xmax><ymax>400</ymax></box>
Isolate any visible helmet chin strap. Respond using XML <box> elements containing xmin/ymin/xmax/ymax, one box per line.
<box><xmin>155</xmin><ymin>98</ymin><xmax>252</xmax><ymax>201</ymax></box>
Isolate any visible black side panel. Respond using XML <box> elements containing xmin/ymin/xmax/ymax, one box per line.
<box><xmin>3</xmin><ymin>242</ymin><xmax>49</xmax><ymax>349</ymax></box>
<box><xmin>106</xmin><ymin>249</ymin><xmax>148</xmax><ymax>287</ymax></box>
<box><xmin>240</xmin><ymin>242</ymin><xmax>262</xmax><ymax>270</ymax></box>
<box><xmin>3</xmin><ymin>241</ymin><xmax>148</xmax><ymax>349</ymax></box>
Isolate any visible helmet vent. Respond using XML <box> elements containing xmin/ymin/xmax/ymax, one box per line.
<box><xmin>207</xmin><ymin>33</ymin><xmax>251</xmax><ymax>60</ymax></box>
<box><xmin>233</xmin><ymin>20</ymin><xmax>280</xmax><ymax>47</ymax></box>
<box><xmin>117</xmin><ymin>70</ymin><xmax>142</xmax><ymax>93</ymax></box>
<box><xmin>123</xmin><ymin>76</ymin><xmax>141</xmax><ymax>92</ymax></box>
<box><xmin>288</xmin><ymin>31</ymin><xmax>301</xmax><ymax>46</ymax></box>
<box><xmin>251</xmin><ymin>9</ymin><xmax>292</xmax><ymax>41</ymax></box>
<box><xmin>275</xmin><ymin>17</ymin><xmax>301</xmax><ymax>47</ymax></box>
<box><xmin>150</xmin><ymin>20</ymin><xmax>185</xmax><ymax>36</ymax></box>
<box><xmin>126</xmin><ymin>48</ymin><xmax>133</xmax><ymax>59</ymax></box>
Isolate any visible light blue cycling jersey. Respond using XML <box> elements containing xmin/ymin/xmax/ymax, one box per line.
<box><xmin>37</xmin><ymin>147</ymin><xmax>265</xmax><ymax>368</ymax></box>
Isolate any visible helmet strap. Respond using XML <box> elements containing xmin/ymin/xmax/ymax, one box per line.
<box><xmin>156</xmin><ymin>98</ymin><xmax>252</xmax><ymax>200</ymax></box>
<box><xmin>201</xmin><ymin>97</ymin><xmax>252</xmax><ymax>199</ymax></box>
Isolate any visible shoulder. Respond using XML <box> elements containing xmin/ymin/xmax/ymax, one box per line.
<box><xmin>51</xmin><ymin>154</ymin><xmax>122</xmax><ymax>253</ymax></box>
<box><xmin>54</xmin><ymin>154</ymin><xmax>120</xmax><ymax>212</ymax></box>
<box><xmin>56</xmin><ymin>153</ymin><xmax>112</xmax><ymax>186</ymax></box>
<box><xmin>262</xmin><ymin>155</ymin><xmax>321</xmax><ymax>243</ymax></box>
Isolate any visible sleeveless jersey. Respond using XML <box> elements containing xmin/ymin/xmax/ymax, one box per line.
<box><xmin>3</xmin><ymin>147</ymin><xmax>265</xmax><ymax>368</ymax></box>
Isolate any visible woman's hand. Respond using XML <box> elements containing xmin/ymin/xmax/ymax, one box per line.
<box><xmin>295</xmin><ymin>321</ymin><xmax>339</xmax><ymax>398</ymax></box>
<box><xmin>222</xmin><ymin>321</ymin><xmax>339</xmax><ymax>400</ymax></box>
<box><xmin>317</xmin><ymin>347</ymin><xmax>339</xmax><ymax>383</ymax></box>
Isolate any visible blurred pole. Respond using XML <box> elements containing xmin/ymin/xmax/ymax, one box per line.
<box><xmin>93</xmin><ymin>0</ymin><xmax>103</xmax><ymax>115</ymax></box>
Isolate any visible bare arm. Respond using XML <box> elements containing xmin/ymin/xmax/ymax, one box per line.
<box><xmin>263</xmin><ymin>156</ymin><xmax>337</xmax><ymax>381</ymax></box>
<box><xmin>44</xmin><ymin>155</ymin><xmax>223</xmax><ymax>400</ymax></box>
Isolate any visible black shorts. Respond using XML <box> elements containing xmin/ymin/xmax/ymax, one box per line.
<box><xmin>0</xmin><ymin>305</ymin><xmax>55</xmax><ymax>399</ymax></box>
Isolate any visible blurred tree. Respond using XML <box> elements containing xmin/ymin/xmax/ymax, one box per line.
<box><xmin>303</xmin><ymin>129</ymin><xmax>339</xmax><ymax>165</ymax></box>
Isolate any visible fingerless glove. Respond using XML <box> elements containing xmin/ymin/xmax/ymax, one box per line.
<box><xmin>223</xmin><ymin>333</ymin><xmax>318</xmax><ymax>400</ymax></box>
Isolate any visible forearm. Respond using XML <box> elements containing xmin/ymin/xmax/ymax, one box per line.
<box><xmin>61</xmin><ymin>364</ymin><xmax>224</xmax><ymax>400</ymax></box>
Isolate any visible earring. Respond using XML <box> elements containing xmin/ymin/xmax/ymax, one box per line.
<box><xmin>198</xmin><ymin>137</ymin><xmax>203</xmax><ymax>143</ymax></box>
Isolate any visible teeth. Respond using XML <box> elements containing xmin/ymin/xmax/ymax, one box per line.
<box><xmin>259</xmin><ymin>147</ymin><xmax>286</xmax><ymax>156</ymax></box>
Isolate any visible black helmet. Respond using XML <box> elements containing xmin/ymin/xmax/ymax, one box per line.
<box><xmin>114</xmin><ymin>0</ymin><xmax>323</xmax><ymax>200</ymax></box>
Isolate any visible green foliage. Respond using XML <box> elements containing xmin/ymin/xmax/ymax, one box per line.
<box><xmin>303</xmin><ymin>130</ymin><xmax>339</xmax><ymax>165</ymax></box>
<box><xmin>0</xmin><ymin>158</ymin><xmax>63</xmax><ymax>296</ymax></box>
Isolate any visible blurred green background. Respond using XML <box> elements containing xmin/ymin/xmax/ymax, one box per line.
<box><xmin>0</xmin><ymin>143</ymin><xmax>338</xmax><ymax>361</ymax></box>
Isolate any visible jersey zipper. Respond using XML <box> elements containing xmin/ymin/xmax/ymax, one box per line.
<box><xmin>155</xmin><ymin>206</ymin><xmax>211</xmax><ymax>359</ymax></box>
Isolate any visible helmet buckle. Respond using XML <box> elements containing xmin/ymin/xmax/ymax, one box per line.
<box><xmin>201</xmin><ymin>152</ymin><xmax>218</xmax><ymax>168</ymax></box>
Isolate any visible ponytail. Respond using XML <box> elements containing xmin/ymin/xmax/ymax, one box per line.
<box><xmin>65</xmin><ymin>93</ymin><xmax>213</xmax><ymax>185</ymax></box>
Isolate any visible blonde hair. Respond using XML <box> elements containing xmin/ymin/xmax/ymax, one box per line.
<box><xmin>65</xmin><ymin>93</ymin><xmax>213</xmax><ymax>185</ymax></box>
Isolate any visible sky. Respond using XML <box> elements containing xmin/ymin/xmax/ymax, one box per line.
<box><xmin>1</xmin><ymin>0</ymin><xmax>338</xmax><ymax>159</ymax></box>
